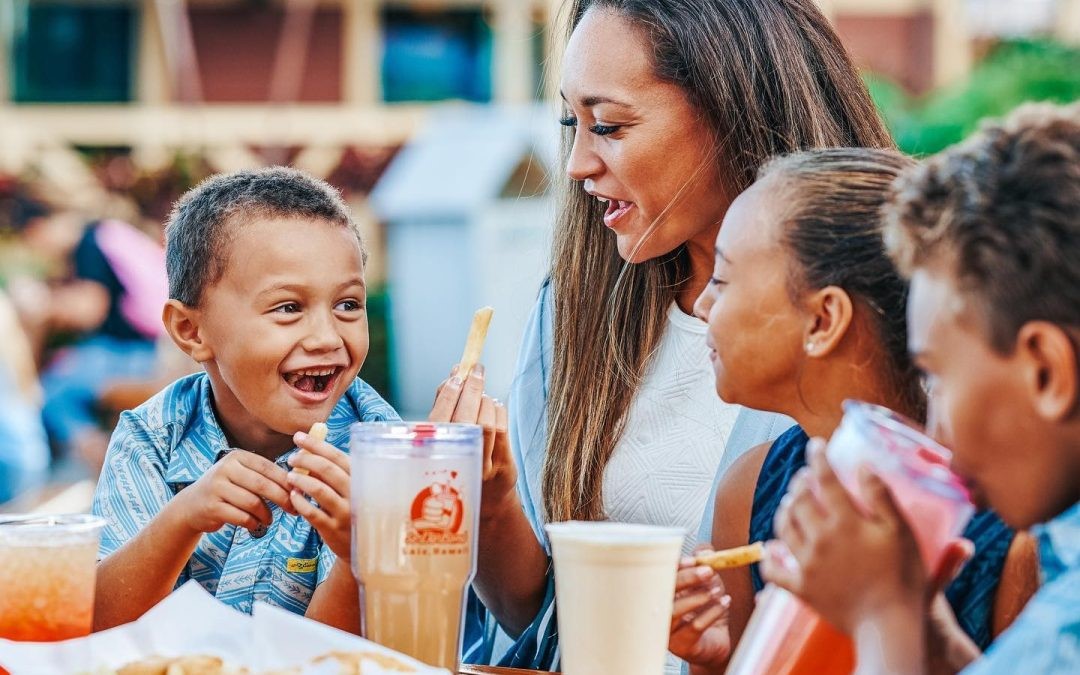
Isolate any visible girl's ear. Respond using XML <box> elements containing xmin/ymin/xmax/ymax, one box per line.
<box><xmin>802</xmin><ymin>286</ymin><xmax>854</xmax><ymax>358</ymax></box>
<box><xmin>163</xmin><ymin>300</ymin><xmax>213</xmax><ymax>363</ymax></box>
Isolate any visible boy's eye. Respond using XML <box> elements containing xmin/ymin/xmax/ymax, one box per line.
<box><xmin>708</xmin><ymin>276</ymin><xmax>727</xmax><ymax>287</ymax></box>
<box><xmin>335</xmin><ymin>299</ymin><xmax>364</xmax><ymax>312</ymax></box>
<box><xmin>273</xmin><ymin>302</ymin><xmax>301</xmax><ymax>314</ymax></box>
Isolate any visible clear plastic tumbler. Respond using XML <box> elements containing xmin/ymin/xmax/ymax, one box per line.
<box><xmin>726</xmin><ymin>401</ymin><xmax>975</xmax><ymax>675</ymax></box>
<box><xmin>0</xmin><ymin>514</ymin><xmax>106</xmax><ymax>641</ymax></box>
<box><xmin>350</xmin><ymin>422</ymin><xmax>482</xmax><ymax>670</ymax></box>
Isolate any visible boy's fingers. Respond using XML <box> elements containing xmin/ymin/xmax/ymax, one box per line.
<box><xmin>760</xmin><ymin>545</ymin><xmax>801</xmax><ymax>594</ymax></box>
<box><xmin>218</xmin><ymin>503</ymin><xmax>264</xmax><ymax>533</ymax></box>
<box><xmin>809</xmin><ymin>447</ymin><xmax>856</xmax><ymax>513</ymax></box>
<box><xmin>293</xmin><ymin>433</ymin><xmax>350</xmax><ymax>473</ymax></box>
<box><xmin>234</xmin><ymin>451</ymin><xmax>293</xmax><ymax>493</ymax></box>
<box><xmin>858</xmin><ymin>466</ymin><xmax>905</xmax><ymax>526</ymax></box>
<box><xmin>289</xmin><ymin>450</ymin><xmax>349</xmax><ymax>494</ymax></box>
<box><xmin>288</xmin><ymin>472</ymin><xmax>348</xmax><ymax>516</ymax></box>
<box><xmin>290</xmin><ymin>489</ymin><xmax>334</xmax><ymax>531</ymax></box>
<box><xmin>229</xmin><ymin>465</ymin><xmax>295</xmax><ymax>515</ymax></box>
<box><xmin>451</xmin><ymin>365</ymin><xmax>485</xmax><ymax>423</ymax></box>
<box><xmin>220</xmin><ymin>483</ymin><xmax>273</xmax><ymax>528</ymax></box>
<box><xmin>428</xmin><ymin>374</ymin><xmax>465</xmax><ymax>423</ymax></box>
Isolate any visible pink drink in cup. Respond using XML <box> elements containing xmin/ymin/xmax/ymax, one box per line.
<box><xmin>726</xmin><ymin>401</ymin><xmax>975</xmax><ymax>675</ymax></box>
<box><xmin>0</xmin><ymin>514</ymin><xmax>106</xmax><ymax>642</ymax></box>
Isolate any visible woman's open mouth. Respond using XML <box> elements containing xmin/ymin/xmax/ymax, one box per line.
<box><xmin>603</xmin><ymin>200</ymin><xmax>635</xmax><ymax>228</ymax></box>
<box><xmin>282</xmin><ymin>366</ymin><xmax>343</xmax><ymax>401</ymax></box>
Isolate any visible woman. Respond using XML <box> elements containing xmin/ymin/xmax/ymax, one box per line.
<box><xmin>438</xmin><ymin>0</ymin><xmax>896</xmax><ymax>668</ymax></box>
<box><xmin>670</xmin><ymin>149</ymin><xmax>1036</xmax><ymax>673</ymax></box>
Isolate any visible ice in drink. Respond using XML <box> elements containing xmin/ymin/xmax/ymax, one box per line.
<box><xmin>726</xmin><ymin>401</ymin><xmax>974</xmax><ymax>675</ymax></box>
<box><xmin>546</xmin><ymin>522</ymin><xmax>685</xmax><ymax>675</ymax></box>
<box><xmin>0</xmin><ymin>514</ymin><xmax>106</xmax><ymax>641</ymax></box>
<box><xmin>351</xmin><ymin>423</ymin><xmax>481</xmax><ymax>670</ymax></box>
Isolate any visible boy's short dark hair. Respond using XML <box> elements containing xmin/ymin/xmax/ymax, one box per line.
<box><xmin>165</xmin><ymin>166</ymin><xmax>363</xmax><ymax>306</ymax></box>
<box><xmin>885</xmin><ymin>102</ymin><xmax>1080</xmax><ymax>353</ymax></box>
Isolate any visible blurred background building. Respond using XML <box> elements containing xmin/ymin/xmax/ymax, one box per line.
<box><xmin>0</xmin><ymin>0</ymin><xmax>1077</xmax><ymax>469</ymax></box>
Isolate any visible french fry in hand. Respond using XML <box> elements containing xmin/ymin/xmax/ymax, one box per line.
<box><xmin>458</xmin><ymin>306</ymin><xmax>494</xmax><ymax>380</ymax></box>
<box><xmin>694</xmin><ymin>542</ymin><xmax>765</xmax><ymax>570</ymax></box>
<box><xmin>294</xmin><ymin>422</ymin><xmax>327</xmax><ymax>475</ymax></box>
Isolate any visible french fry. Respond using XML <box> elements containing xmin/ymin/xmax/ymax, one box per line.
<box><xmin>458</xmin><ymin>306</ymin><xmax>494</xmax><ymax>380</ymax></box>
<box><xmin>694</xmin><ymin>541</ymin><xmax>765</xmax><ymax>570</ymax></box>
<box><xmin>293</xmin><ymin>422</ymin><xmax>328</xmax><ymax>476</ymax></box>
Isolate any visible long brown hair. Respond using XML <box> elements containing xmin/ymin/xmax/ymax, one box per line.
<box><xmin>543</xmin><ymin>0</ymin><xmax>896</xmax><ymax>524</ymax></box>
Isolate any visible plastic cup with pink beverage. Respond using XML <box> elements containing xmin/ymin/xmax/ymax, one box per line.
<box><xmin>726</xmin><ymin>400</ymin><xmax>975</xmax><ymax>675</ymax></box>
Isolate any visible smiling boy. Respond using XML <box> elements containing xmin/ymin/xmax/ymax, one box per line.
<box><xmin>91</xmin><ymin>167</ymin><xmax>398</xmax><ymax>633</ymax></box>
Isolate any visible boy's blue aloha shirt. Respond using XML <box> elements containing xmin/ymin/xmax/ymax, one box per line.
<box><xmin>92</xmin><ymin>372</ymin><xmax>399</xmax><ymax>615</ymax></box>
<box><xmin>962</xmin><ymin>500</ymin><xmax>1080</xmax><ymax>674</ymax></box>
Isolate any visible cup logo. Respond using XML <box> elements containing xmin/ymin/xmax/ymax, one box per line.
<box><xmin>405</xmin><ymin>472</ymin><xmax>469</xmax><ymax>547</ymax></box>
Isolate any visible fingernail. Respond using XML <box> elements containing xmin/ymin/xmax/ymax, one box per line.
<box><xmin>710</xmin><ymin>586</ymin><xmax>724</xmax><ymax>597</ymax></box>
<box><xmin>472</xmin><ymin>364</ymin><xmax>485</xmax><ymax>377</ymax></box>
<box><xmin>721</xmin><ymin>594</ymin><xmax>732</xmax><ymax>607</ymax></box>
<box><xmin>450</xmin><ymin>376</ymin><xmax>464</xmax><ymax>387</ymax></box>
<box><xmin>451</xmin><ymin>364</ymin><xmax>460</xmax><ymax>374</ymax></box>
<box><xmin>696</xmin><ymin>566</ymin><xmax>713</xmax><ymax>580</ymax></box>
<box><xmin>295</xmin><ymin>431</ymin><xmax>308</xmax><ymax>443</ymax></box>
<box><xmin>680</xmin><ymin>556</ymin><xmax>695</xmax><ymax>567</ymax></box>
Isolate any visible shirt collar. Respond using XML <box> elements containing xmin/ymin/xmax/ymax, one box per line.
<box><xmin>164</xmin><ymin>375</ymin><xmax>234</xmax><ymax>485</ymax></box>
<box><xmin>1033</xmin><ymin>500</ymin><xmax>1080</xmax><ymax>585</ymax></box>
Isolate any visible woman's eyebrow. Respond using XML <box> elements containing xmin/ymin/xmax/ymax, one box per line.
<box><xmin>559</xmin><ymin>91</ymin><xmax>634</xmax><ymax>109</ymax></box>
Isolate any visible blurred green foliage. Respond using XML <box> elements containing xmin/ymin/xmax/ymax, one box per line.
<box><xmin>867</xmin><ymin>39</ymin><xmax>1080</xmax><ymax>156</ymax></box>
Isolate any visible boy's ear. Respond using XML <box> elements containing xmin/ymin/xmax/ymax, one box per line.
<box><xmin>803</xmin><ymin>286</ymin><xmax>854</xmax><ymax>358</ymax></box>
<box><xmin>162</xmin><ymin>299</ymin><xmax>213</xmax><ymax>363</ymax></box>
<box><xmin>1017</xmin><ymin>321</ymin><xmax>1079</xmax><ymax>422</ymax></box>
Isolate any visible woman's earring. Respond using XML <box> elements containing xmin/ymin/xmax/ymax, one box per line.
<box><xmin>805</xmin><ymin>341</ymin><xmax>815</xmax><ymax>354</ymax></box>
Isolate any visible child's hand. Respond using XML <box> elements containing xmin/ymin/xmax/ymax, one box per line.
<box><xmin>288</xmin><ymin>431</ymin><xmax>352</xmax><ymax>563</ymax></box>
<box><xmin>762</xmin><ymin>439</ymin><xmax>930</xmax><ymax>634</ymax></box>
<box><xmin>173</xmin><ymin>450</ymin><xmax>296</xmax><ymax>534</ymax></box>
<box><xmin>429</xmin><ymin>365</ymin><xmax>519</xmax><ymax>514</ymax></box>
<box><xmin>669</xmin><ymin>549</ymin><xmax>732</xmax><ymax>668</ymax></box>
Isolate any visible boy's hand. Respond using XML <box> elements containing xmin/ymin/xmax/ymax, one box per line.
<box><xmin>172</xmin><ymin>450</ymin><xmax>296</xmax><ymax>535</ymax></box>
<box><xmin>669</xmin><ymin>548</ymin><xmax>733</xmax><ymax>668</ymax></box>
<box><xmin>762</xmin><ymin>439</ymin><xmax>930</xmax><ymax>635</ymax></box>
<box><xmin>429</xmin><ymin>365</ymin><xmax>519</xmax><ymax>515</ymax></box>
<box><xmin>288</xmin><ymin>431</ymin><xmax>352</xmax><ymax>563</ymax></box>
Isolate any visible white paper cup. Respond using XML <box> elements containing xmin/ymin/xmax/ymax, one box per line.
<box><xmin>546</xmin><ymin>522</ymin><xmax>685</xmax><ymax>675</ymax></box>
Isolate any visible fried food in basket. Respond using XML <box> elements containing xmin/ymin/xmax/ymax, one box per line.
<box><xmin>312</xmin><ymin>651</ymin><xmax>418</xmax><ymax>674</ymax></box>
<box><xmin>115</xmin><ymin>655</ymin><xmax>247</xmax><ymax>675</ymax></box>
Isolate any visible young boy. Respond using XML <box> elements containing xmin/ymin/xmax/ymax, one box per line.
<box><xmin>763</xmin><ymin>102</ymin><xmax>1079</xmax><ymax>673</ymax></box>
<box><xmin>91</xmin><ymin>167</ymin><xmax>399</xmax><ymax>633</ymax></box>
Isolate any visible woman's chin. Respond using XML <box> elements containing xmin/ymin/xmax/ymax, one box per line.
<box><xmin>615</xmin><ymin>234</ymin><xmax>679</xmax><ymax>264</ymax></box>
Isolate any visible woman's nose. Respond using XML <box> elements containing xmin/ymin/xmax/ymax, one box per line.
<box><xmin>565</xmin><ymin>132</ymin><xmax>602</xmax><ymax>181</ymax></box>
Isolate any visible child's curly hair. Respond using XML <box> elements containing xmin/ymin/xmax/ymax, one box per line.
<box><xmin>885</xmin><ymin>102</ymin><xmax>1080</xmax><ymax>353</ymax></box>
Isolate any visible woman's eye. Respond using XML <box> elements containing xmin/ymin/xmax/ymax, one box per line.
<box><xmin>559</xmin><ymin>115</ymin><xmax>577</xmax><ymax>128</ymax></box>
<box><xmin>335</xmin><ymin>299</ymin><xmax>363</xmax><ymax>312</ymax></box>
<box><xmin>273</xmin><ymin>303</ymin><xmax>301</xmax><ymax>314</ymax></box>
<box><xmin>589</xmin><ymin>123</ymin><xmax>620</xmax><ymax>136</ymax></box>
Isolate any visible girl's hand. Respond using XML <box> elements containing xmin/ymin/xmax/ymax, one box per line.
<box><xmin>669</xmin><ymin>548</ymin><xmax>733</xmax><ymax>669</ymax></box>
<box><xmin>288</xmin><ymin>430</ymin><xmax>352</xmax><ymax>563</ymax></box>
<box><xmin>762</xmin><ymin>438</ymin><xmax>931</xmax><ymax>634</ymax></box>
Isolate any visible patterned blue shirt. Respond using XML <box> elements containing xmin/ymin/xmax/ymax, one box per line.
<box><xmin>962</xmin><ymin>501</ymin><xmax>1080</xmax><ymax>674</ymax></box>
<box><xmin>92</xmin><ymin>372</ymin><xmax>399</xmax><ymax>615</ymax></box>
